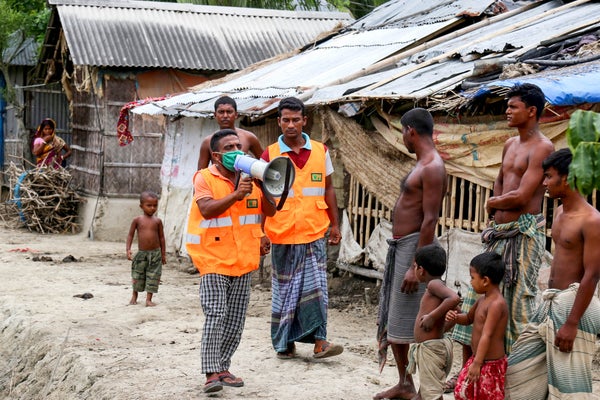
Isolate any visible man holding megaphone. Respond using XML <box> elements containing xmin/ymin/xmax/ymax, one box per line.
<box><xmin>186</xmin><ymin>129</ymin><xmax>276</xmax><ymax>393</ymax></box>
<box><xmin>261</xmin><ymin>97</ymin><xmax>343</xmax><ymax>360</ymax></box>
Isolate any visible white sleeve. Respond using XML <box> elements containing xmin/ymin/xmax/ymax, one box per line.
<box><xmin>325</xmin><ymin>150</ymin><xmax>334</xmax><ymax>176</ymax></box>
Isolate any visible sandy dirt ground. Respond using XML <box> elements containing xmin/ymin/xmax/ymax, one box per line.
<box><xmin>0</xmin><ymin>223</ymin><xmax>598</xmax><ymax>400</ymax></box>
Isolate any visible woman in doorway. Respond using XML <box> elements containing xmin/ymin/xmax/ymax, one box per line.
<box><xmin>31</xmin><ymin>118</ymin><xmax>71</xmax><ymax>168</ymax></box>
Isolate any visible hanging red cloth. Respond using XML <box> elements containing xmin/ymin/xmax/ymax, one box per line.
<box><xmin>117</xmin><ymin>96</ymin><xmax>167</xmax><ymax>146</ymax></box>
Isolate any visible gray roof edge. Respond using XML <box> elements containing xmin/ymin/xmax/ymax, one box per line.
<box><xmin>49</xmin><ymin>0</ymin><xmax>352</xmax><ymax>20</ymax></box>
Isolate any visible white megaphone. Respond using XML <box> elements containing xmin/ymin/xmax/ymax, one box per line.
<box><xmin>233</xmin><ymin>154</ymin><xmax>295</xmax><ymax>198</ymax></box>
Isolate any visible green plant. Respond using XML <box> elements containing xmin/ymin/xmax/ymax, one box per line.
<box><xmin>565</xmin><ymin>109</ymin><xmax>600</xmax><ymax>195</ymax></box>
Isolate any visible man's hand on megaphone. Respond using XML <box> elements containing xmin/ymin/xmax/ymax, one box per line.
<box><xmin>234</xmin><ymin>176</ymin><xmax>253</xmax><ymax>200</ymax></box>
<box><xmin>328</xmin><ymin>225</ymin><xmax>341</xmax><ymax>246</ymax></box>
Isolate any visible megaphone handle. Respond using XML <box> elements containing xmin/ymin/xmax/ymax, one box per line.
<box><xmin>234</xmin><ymin>171</ymin><xmax>241</xmax><ymax>191</ymax></box>
<box><xmin>235</xmin><ymin>171</ymin><xmax>252</xmax><ymax>197</ymax></box>
<box><xmin>276</xmin><ymin>160</ymin><xmax>293</xmax><ymax>211</ymax></box>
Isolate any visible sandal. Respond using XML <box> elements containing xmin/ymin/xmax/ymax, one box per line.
<box><xmin>313</xmin><ymin>341</ymin><xmax>343</xmax><ymax>359</ymax></box>
<box><xmin>218</xmin><ymin>371</ymin><xmax>244</xmax><ymax>387</ymax></box>
<box><xmin>203</xmin><ymin>375</ymin><xmax>223</xmax><ymax>393</ymax></box>
<box><xmin>444</xmin><ymin>372</ymin><xmax>459</xmax><ymax>393</ymax></box>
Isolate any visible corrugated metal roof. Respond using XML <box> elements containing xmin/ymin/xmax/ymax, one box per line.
<box><xmin>50</xmin><ymin>0</ymin><xmax>353</xmax><ymax>70</ymax></box>
<box><xmin>132</xmin><ymin>0</ymin><xmax>497</xmax><ymax>115</ymax></box>
<box><xmin>350</xmin><ymin>0</ymin><xmax>497</xmax><ymax>30</ymax></box>
<box><xmin>343</xmin><ymin>1</ymin><xmax>600</xmax><ymax>101</ymax></box>
<box><xmin>133</xmin><ymin>0</ymin><xmax>600</xmax><ymax>118</ymax></box>
<box><xmin>2</xmin><ymin>33</ymin><xmax>38</xmax><ymax>66</ymax></box>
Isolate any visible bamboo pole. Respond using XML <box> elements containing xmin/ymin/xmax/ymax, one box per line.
<box><xmin>365</xmin><ymin>190</ymin><xmax>373</xmax><ymax>244</ymax></box>
<box><xmin>474</xmin><ymin>184</ymin><xmax>482</xmax><ymax>232</ymax></box>
<box><xmin>458</xmin><ymin>178</ymin><xmax>465</xmax><ymax>229</ymax></box>
<box><xmin>358</xmin><ymin>0</ymin><xmax>594</xmax><ymax>94</ymax></box>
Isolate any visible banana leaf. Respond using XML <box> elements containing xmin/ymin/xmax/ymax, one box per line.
<box><xmin>566</xmin><ymin>109</ymin><xmax>600</xmax><ymax>151</ymax></box>
<box><xmin>568</xmin><ymin>142</ymin><xmax>600</xmax><ymax>196</ymax></box>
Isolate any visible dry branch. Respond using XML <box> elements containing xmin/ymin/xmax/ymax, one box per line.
<box><xmin>1</xmin><ymin>161</ymin><xmax>84</xmax><ymax>234</ymax></box>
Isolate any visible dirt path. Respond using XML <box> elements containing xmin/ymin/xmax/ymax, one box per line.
<box><xmin>0</xmin><ymin>225</ymin><xmax>598</xmax><ymax>399</ymax></box>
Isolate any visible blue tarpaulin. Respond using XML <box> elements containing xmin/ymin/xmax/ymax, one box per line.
<box><xmin>473</xmin><ymin>60</ymin><xmax>600</xmax><ymax>106</ymax></box>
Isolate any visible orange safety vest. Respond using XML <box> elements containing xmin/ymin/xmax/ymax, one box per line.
<box><xmin>264</xmin><ymin>139</ymin><xmax>330</xmax><ymax>244</ymax></box>
<box><xmin>185</xmin><ymin>168</ymin><xmax>263</xmax><ymax>276</ymax></box>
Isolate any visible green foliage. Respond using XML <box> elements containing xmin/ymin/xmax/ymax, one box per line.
<box><xmin>0</xmin><ymin>0</ymin><xmax>49</xmax><ymax>61</ymax></box>
<box><xmin>566</xmin><ymin>109</ymin><xmax>600</xmax><ymax>195</ymax></box>
<box><xmin>0</xmin><ymin>0</ymin><xmax>50</xmax><ymax>110</ymax></box>
<box><xmin>157</xmin><ymin>0</ymin><xmax>388</xmax><ymax>19</ymax></box>
<box><xmin>175</xmin><ymin>0</ymin><xmax>386</xmax><ymax>15</ymax></box>
<box><xmin>346</xmin><ymin>0</ymin><xmax>388</xmax><ymax>19</ymax></box>
<box><xmin>0</xmin><ymin>3</ymin><xmax>24</xmax><ymax>53</ymax></box>
<box><xmin>2</xmin><ymin>0</ymin><xmax>48</xmax><ymax>40</ymax></box>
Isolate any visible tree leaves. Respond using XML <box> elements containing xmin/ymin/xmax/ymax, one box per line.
<box><xmin>566</xmin><ymin>110</ymin><xmax>600</xmax><ymax>195</ymax></box>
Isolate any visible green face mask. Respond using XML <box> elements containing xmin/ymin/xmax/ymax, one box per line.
<box><xmin>219</xmin><ymin>150</ymin><xmax>245</xmax><ymax>172</ymax></box>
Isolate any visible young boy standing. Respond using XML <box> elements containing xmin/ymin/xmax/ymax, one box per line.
<box><xmin>126</xmin><ymin>191</ymin><xmax>166</xmax><ymax>307</ymax></box>
<box><xmin>446</xmin><ymin>252</ymin><xmax>508</xmax><ymax>400</ymax></box>
<box><xmin>407</xmin><ymin>244</ymin><xmax>460</xmax><ymax>400</ymax></box>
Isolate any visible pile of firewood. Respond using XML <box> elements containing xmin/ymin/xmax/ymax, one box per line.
<box><xmin>1</xmin><ymin>162</ymin><xmax>84</xmax><ymax>234</ymax></box>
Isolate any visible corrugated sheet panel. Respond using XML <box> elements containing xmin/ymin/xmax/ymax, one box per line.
<box><xmin>3</xmin><ymin>34</ymin><xmax>38</xmax><ymax>66</ymax></box>
<box><xmin>350</xmin><ymin>0</ymin><xmax>497</xmax><ymax>30</ymax></box>
<box><xmin>345</xmin><ymin>1</ymin><xmax>600</xmax><ymax>101</ymax></box>
<box><xmin>132</xmin><ymin>20</ymin><xmax>456</xmax><ymax>115</ymax></box>
<box><xmin>427</xmin><ymin>1</ymin><xmax>597</xmax><ymax>57</ymax></box>
<box><xmin>52</xmin><ymin>0</ymin><xmax>353</xmax><ymax>70</ymax></box>
<box><xmin>133</xmin><ymin>0</ymin><xmax>600</xmax><ymax>117</ymax></box>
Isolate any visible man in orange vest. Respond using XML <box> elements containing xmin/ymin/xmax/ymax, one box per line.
<box><xmin>261</xmin><ymin>97</ymin><xmax>343</xmax><ymax>360</ymax></box>
<box><xmin>186</xmin><ymin>129</ymin><xmax>275</xmax><ymax>394</ymax></box>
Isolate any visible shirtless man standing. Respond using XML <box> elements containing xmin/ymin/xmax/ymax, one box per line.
<box><xmin>197</xmin><ymin>96</ymin><xmax>263</xmax><ymax>169</ymax></box>
<box><xmin>448</xmin><ymin>84</ymin><xmax>554</xmax><ymax>390</ymax></box>
<box><xmin>506</xmin><ymin>148</ymin><xmax>600</xmax><ymax>399</ymax></box>
<box><xmin>375</xmin><ymin>107</ymin><xmax>447</xmax><ymax>400</ymax></box>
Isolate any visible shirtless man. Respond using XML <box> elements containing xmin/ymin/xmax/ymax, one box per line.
<box><xmin>506</xmin><ymin>148</ymin><xmax>600</xmax><ymax>399</ymax></box>
<box><xmin>197</xmin><ymin>96</ymin><xmax>263</xmax><ymax>169</ymax></box>
<box><xmin>449</xmin><ymin>84</ymin><xmax>554</xmax><ymax>390</ymax></box>
<box><xmin>375</xmin><ymin>108</ymin><xmax>447</xmax><ymax>400</ymax></box>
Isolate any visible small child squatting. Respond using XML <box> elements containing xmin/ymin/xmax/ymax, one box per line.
<box><xmin>126</xmin><ymin>191</ymin><xmax>166</xmax><ymax>307</ymax></box>
<box><xmin>408</xmin><ymin>244</ymin><xmax>460</xmax><ymax>400</ymax></box>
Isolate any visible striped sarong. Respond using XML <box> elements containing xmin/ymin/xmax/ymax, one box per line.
<box><xmin>506</xmin><ymin>284</ymin><xmax>600</xmax><ymax>399</ymax></box>
<box><xmin>270</xmin><ymin>238</ymin><xmax>328</xmax><ymax>353</ymax></box>
<box><xmin>377</xmin><ymin>232</ymin><xmax>424</xmax><ymax>372</ymax></box>
<box><xmin>451</xmin><ymin>214</ymin><xmax>545</xmax><ymax>354</ymax></box>
<box><xmin>407</xmin><ymin>337</ymin><xmax>453</xmax><ymax>400</ymax></box>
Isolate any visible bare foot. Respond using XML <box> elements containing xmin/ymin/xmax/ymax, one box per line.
<box><xmin>373</xmin><ymin>383</ymin><xmax>416</xmax><ymax>400</ymax></box>
<box><xmin>146</xmin><ymin>300</ymin><xmax>157</xmax><ymax>307</ymax></box>
<box><xmin>129</xmin><ymin>296</ymin><xmax>137</xmax><ymax>305</ymax></box>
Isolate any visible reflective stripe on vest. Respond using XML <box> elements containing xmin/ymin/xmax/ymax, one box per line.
<box><xmin>186</xmin><ymin>233</ymin><xmax>200</xmax><ymax>244</ymax></box>
<box><xmin>302</xmin><ymin>187</ymin><xmax>325</xmax><ymax>197</ymax></box>
<box><xmin>199</xmin><ymin>216</ymin><xmax>233</xmax><ymax>228</ymax></box>
<box><xmin>239</xmin><ymin>214</ymin><xmax>261</xmax><ymax>225</ymax></box>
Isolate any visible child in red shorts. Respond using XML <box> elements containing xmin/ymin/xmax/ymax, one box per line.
<box><xmin>446</xmin><ymin>252</ymin><xmax>508</xmax><ymax>399</ymax></box>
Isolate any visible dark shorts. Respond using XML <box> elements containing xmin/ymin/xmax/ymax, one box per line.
<box><xmin>131</xmin><ymin>248</ymin><xmax>162</xmax><ymax>293</ymax></box>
